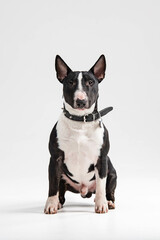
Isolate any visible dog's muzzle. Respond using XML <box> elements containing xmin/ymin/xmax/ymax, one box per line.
<box><xmin>75</xmin><ymin>98</ymin><xmax>87</xmax><ymax>109</ymax></box>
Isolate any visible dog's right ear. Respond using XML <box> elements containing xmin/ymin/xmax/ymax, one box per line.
<box><xmin>55</xmin><ymin>55</ymin><xmax>72</xmax><ymax>83</ymax></box>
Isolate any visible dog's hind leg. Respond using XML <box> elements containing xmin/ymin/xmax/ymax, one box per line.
<box><xmin>106</xmin><ymin>157</ymin><xmax>117</xmax><ymax>209</ymax></box>
<box><xmin>59</xmin><ymin>179</ymin><xmax>67</xmax><ymax>207</ymax></box>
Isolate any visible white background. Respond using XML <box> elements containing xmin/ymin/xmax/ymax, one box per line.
<box><xmin>0</xmin><ymin>0</ymin><xmax>160</xmax><ymax>239</ymax></box>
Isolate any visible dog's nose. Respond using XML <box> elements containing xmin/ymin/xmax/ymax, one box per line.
<box><xmin>76</xmin><ymin>99</ymin><xmax>87</xmax><ymax>109</ymax></box>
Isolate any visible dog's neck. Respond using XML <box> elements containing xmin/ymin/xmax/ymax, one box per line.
<box><xmin>62</xmin><ymin>100</ymin><xmax>113</xmax><ymax>126</ymax></box>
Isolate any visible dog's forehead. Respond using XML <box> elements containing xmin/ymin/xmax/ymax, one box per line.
<box><xmin>66</xmin><ymin>71</ymin><xmax>96</xmax><ymax>84</ymax></box>
<box><xmin>69</xmin><ymin>71</ymin><xmax>94</xmax><ymax>80</ymax></box>
<box><xmin>67</xmin><ymin>71</ymin><xmax>80</xmax><ymax>79</ymax></box>
<box><xmin>82</xmin><ymin>71</ymin><xmax>95</xmax><ymax>80</ymax></box>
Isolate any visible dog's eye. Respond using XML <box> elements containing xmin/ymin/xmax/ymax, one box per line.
<box><xmin>69</xmin><ymin>80</ymin><xmax>74</xmax><ymax>86</ymax></box>
<box><xmin>86</xmin><ymin>80</ymin><xmax>94</xmax><ymax>86</ymax></box>
<box><xmin>89</xmin><ymin>80</ymin><xmax>93</xmax><ymax>85</ymax></box>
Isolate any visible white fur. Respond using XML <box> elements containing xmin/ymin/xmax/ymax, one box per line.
<box><xmin>74</xmin><ymin>72</ymin><xmax>88</xmax><ymax>106</ymax></box>
<box><xmin>57</xmin><ymin>110</ymin><xmax>104</xmax><ymax>194</ymax></box>
<box><xmin>44</xmin><ymin>193</ymin><xmax>59</xmax><ymax>214</ymax></box>
<box><xmin>78</xmin><ymin>72</ymin><xmax>83</xmax><ymax>91</ymax></box>
<box><xmin>94</xmin><ymin>169</ymin><xmax>108</xmax><ymax>213</ymax></box>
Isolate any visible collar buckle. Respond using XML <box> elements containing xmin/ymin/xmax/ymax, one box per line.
<box><xmin>83</xmin><ymin>115</ymin><xmax>86</xmax><ymax>123</ymax></box>
<box><xmin>92</xmin><ymin>113</ymin><xmax>95</xmax><ymax>121</ymax></box>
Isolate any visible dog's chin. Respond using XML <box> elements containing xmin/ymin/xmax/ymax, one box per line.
<box><xmin>72</xmin><ymin>106</ymin><xmax>91</xmax><ymax>115</ymax></box>
<box><xmin>64</xmin><ymin>101</ymin><xmax>95</xmax><ymax>116</ymax></box>
<box><xmin>75</xmin><ymin>107</ymin><xmax>87</xmax><ymax>111</ymax></box>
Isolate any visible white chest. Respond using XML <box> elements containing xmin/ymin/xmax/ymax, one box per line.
<box><xmin>56</xmin><ymin>114</ymin><xmax>104</xmax><ymax>186</ymax></box>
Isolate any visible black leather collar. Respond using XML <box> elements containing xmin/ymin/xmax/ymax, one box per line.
<box><xmin>63</xmin><ymin>106</ymin><xmax>113</xmax><ymax>122</ymax></box>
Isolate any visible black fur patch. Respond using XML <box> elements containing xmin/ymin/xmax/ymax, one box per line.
<box><xmin>95</xmin><ymin>125</ymin><xmax>110</xmax><ymax>179</ymax></box>
<box><xmin>48</xmin><ymin>123</ymin><xmax>64</xmax><ymax>197</ymax></box>
<box><xmin>63</xmin><ymin>71</ymin><xmax>80</xmax><ymax>108</ymax></box>
<box><xmin>66</xmin><ymin>184</ymin><xmax>79</xmax><ymax>193</ymax></box>
<box><xmin>59</xmin><ymin>179</ymin><xmax>67</xmax><ymax>205</ymax></box>
<box><xmin>88</xmin><ymin>164</ymin><xmax>95</xmax><ymax>173</ymax></box>
<box><xmin>81</xmin><ymin>71</ymin><xmax>99</xmax><ymax>108</ymax></box>
<box><xmin>89</xmin><ymin>174</ymin><xmax>96</xmax><ymax>181</ymax></box>
<box><xmin>64</xmin><ymin>173</ymin><xmax>80</xmax><ymax>184</ymax></box>
<box><xmin>106</xmin><ymin>157</ymin><xmax>117</xmax><ymax>202</ymax></box>
<box><xmin>62</xmin><ymin>163</ymin><xmax>73</xmax><ymax>177</ymax></box>
<box><xmin>62</xmin><ymin>163</ymin><xmax>79</xmax><ymax>184</ymax></box>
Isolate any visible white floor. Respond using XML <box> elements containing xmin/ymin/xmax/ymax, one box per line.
<box><xmin>0</xmin><ymin>176</ymin><xmax>160</xmax><ymax>240</ymax></box>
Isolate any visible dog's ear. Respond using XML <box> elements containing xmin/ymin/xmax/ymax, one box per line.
<box><xmin>89</xmin><ymin>55</ymin><xmax>106</xmax><ymax>83</ymax></box>
<box><xmin>55</xmin><ymin>55</ymin><xmax>72</xmax><ymax>83</ymax></box>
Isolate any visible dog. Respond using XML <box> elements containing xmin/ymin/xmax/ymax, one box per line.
<box><xmin>44</xmin><ymin>55</ymin><xmax>117</xmax><ymax>214</ymax></box>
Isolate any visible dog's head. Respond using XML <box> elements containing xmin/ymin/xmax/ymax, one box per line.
<box><xmin>55</xmin><ymin>55</ymin><xmax>106</xmax><ymax>115</ymax></box>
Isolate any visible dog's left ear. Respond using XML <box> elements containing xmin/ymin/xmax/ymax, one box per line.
<box><xmin>89</xmin><ymin>55</ymin><xmax>106</xmax><ymax>83</ymax></box>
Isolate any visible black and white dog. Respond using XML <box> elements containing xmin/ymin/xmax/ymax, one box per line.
<box><xmin>44</xmin><ymin>55</ymin><xmax>117</xmax><ymax>214</ymax></box>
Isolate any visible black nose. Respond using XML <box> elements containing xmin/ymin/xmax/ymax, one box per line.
<box><xmin>76</xmin><ymin>99</ymin><xmax>87</xmax><ymax>109</ymax></box>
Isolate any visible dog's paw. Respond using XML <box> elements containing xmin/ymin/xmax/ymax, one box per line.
<box><xmin>108</xmin><ymin>200</ymin><xmax>115</xmax><ymax>209</ymax></box>
<box><xmin>44</xmin><ymin>196</ymin><xmax>59</xmax><ymax>214</ymax></box>
<box><xmin>95</xmin><ymin>197</ymin><xmax>108</xmax><ymax>213</ymax></box>
<box><xmin>58</xmin><ymin>202</ymin><xmax>63</xmax><ymax>210</ymax></box>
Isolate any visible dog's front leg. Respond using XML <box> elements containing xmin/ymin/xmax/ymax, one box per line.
<box><xmin>95</xmin><ymin>156</ymin><xmax>108</xmax><ymax>213</ymax></box>
<box><xmin>44</xmin><ymin>156</ymin><xmax>63</xmax><ymax>214</ymax></box>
